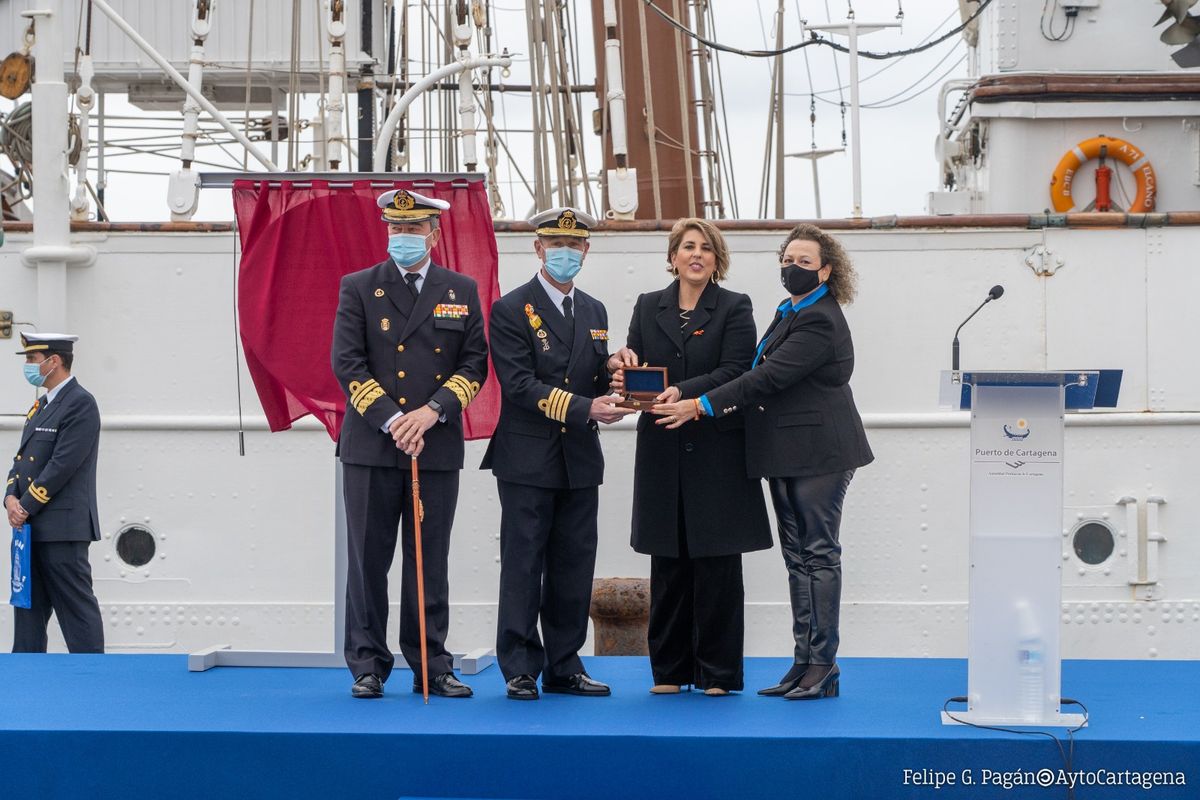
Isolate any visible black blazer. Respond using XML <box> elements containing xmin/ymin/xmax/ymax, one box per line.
<box><xmin>331</xmin><ymin>260</ymin><xmax>489</xmax><ymax>471</ymax></box>
<box><xmin>625</xmin><ymin>281</ymin><xmax>771</xmax><ymax>558</ymax></box>
<box><xmin>481</xmin><ymin>276</ymin><xmax>611</xmax><ymax>490</ymax></box>
<box><xmin>5</xmin><ymin>379</ymin><xmax>102</xmax><ymax>543</ymax></box>
<box><xmin>707</xmin><ymin>291</ymin><xmax>873</xmax><ymax>479</ymax></box>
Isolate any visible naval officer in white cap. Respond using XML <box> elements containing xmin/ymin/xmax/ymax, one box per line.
<box><xmin>482</xmin><ymin>206</ymin><xmax>633</xmax><ymax>699</ymax></box>
<box><xmin>6</xmin><ymin>332</ymin><xmax>105</xmax><ymax>653</ymax></box>
<box><xmin>331</xmin><ymin>188</ymin><xmax>489</xmax><ymax>698</ymax></box>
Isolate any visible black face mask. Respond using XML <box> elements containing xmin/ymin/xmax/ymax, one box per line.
<box><xmin>781</xmin><ymin>264</ymin><xmax>822</xmax><ymax>296</ymax></box>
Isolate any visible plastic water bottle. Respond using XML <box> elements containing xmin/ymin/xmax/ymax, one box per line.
<box><xmin>1016</xmin><ymin>601</ymin><xmax>1044</xmax><ymax>724</ymax></box>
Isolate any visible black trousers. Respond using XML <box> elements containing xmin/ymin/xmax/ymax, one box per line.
<box><xmin>342</xmin><ymin>464</ymin><xmax>458</xmax><ymax>682</ymax></box>
<box><xmin>768</xmin><ymin>469</ymin><xmax>855</xmax><ymax>666</ymax></box>
<box><xmin>647</xmin><ymin>515</ymin><xmax>744</xmax><ymax>690</ymax></box>
<box><xmin>12</xmin><ymin>540</ymin><xmax>104</xmax><ymax>654</ymax></box>
<box><xmin>495</xmin><ymin>479</ymin><xmax>598</xmax><ymax>682</ymax></box>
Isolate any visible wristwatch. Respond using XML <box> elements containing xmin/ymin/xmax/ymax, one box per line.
<box><xmin>427</xmin><ymin>399</ymin><xmax>444</xmax><ymax>415</ymax></box>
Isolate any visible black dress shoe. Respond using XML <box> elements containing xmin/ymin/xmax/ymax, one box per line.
<box><xmin>351</xmin><ymin>673</ymin><xmax>383</xmax><ymax>699</ymax></box>
<box><xmin>506</xmin><ymin>674</ymin><xmax>539</xmax><ymax>701</ymax></box>
<box><xmin>414</xmin><ymin>672</ymin><xmax>473</xmax><ymax>698</ymax></box>
<box><xmin>542</xmin><ymin>673</ymin><xmax>611</xmax><ymax>696</ymax></box>
<box><xmin>758</xmin><ymin>663</ymin><xmax>807</xmax><ymax>696</ymax></box>
<box><xmin>784</xmin><ymin>664</ymin><xmax>840</xmax><ymax>700</ymax></box>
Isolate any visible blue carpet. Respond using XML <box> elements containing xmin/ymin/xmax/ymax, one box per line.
<box><xmin>0</xmin><ymin>655</ymin><xmax>1195</xmax><ymax>799</ymax></box>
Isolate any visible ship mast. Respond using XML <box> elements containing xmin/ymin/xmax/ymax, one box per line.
<box><xmin>591</xmin><ymin>0</ymin><xmax>706</xmax><ymax>220</ymax></box>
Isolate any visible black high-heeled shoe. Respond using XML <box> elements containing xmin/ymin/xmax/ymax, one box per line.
<box><xmin>757</xmin><ymin>663</ymin><xmax>808</xmax><ymax>696</ymax></box>
<box><xmin>783</xmin><ymin>664</ymin><xmax>839</xmax><ymax>700</ymax></box>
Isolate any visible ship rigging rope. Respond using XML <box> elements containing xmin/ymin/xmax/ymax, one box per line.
<box><xmin>636</xmin><ymin>0</ymin><xmax>664</xmax><ymax>219</ymax></box>
<box><xmin>0</xmin><ymin>103</ymin><xmax>82</xmax><ymax>193</ymax></box>
<box><xmin>792</xmin><ymin>5</ymin><xmax>958</xmax><ymax>100</ymax></box>
<box><xmin>861</xmin><ymin>42</ymin><xmax>966</xmax><ymax>108</ymax></box>
<box><xmin>241</xmin><ymin>0</ymin><xmax>255</xmax><ymax>170</ymax></box>
<box><xmin>671</xmin><ymin>0</ymin><xmax>697</xmax><ymax>216</ymax></box>
<box><xmin>640</xmin><ymin>0</ymin><xmax>993</xmax><ymax>59</ymax></box>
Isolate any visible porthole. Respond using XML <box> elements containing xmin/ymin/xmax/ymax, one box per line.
<box><xmin>115</xmin><ymin>525</ymin><xmax>157</xmax><ymax>568</ymax></box>
<box><xmin>1071</xmin><ymin>520</ymin><xmax>1115</xmax><ymax>566</ymax></box>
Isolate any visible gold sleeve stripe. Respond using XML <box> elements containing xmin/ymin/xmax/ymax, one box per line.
<box><xmin>6</xmin><ymin>478</ymin><xmax>13</xmax><ymax>486</ymax></box>
<box><xmin>443</xmin><ymin>374</ymin><xmax>480</xmax><ymax>410</ymax></box>
<box><xmin>536</xmin><ymin>387</ymin><xmax>574</xmax><ymax>423</ymax></box>
<box><xmin>553</xmin><ymin>390</ymin><xmax>571</xmax><ymax>423</ymax></box>
<box><xmin>348</xmin><ymin>378</ymin><xmax>386</xmax><ymax>415</ymax></box>
<box><xmin>355</xmin><ymin>386</ymin><xmax>386</xmax><ymax>415</ymax></box>
<box><xmin>444</xmin><ymin>380</ymin><xmax>470</xmax><ymax>410</ymax></box>
<box><xmin>349</xmin><ymin>379</ymin><xmax>382</xmax><ymax>407</ymax></box>
<box><xmin>29</xmin><ymin>484</ymin><xmax>50</xmax><ymax>504</ymax></box>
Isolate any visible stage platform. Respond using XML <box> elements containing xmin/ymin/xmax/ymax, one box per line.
<box><xmin>1</xmin><ymin>655</ymin><xmax>1195</xmax><ymax>799</ymax></box>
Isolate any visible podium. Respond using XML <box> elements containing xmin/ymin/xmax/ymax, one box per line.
<box><xmin>939</xmin><ymin>370</ymin><xmax>1121</xmax><ymax>727</ymax></box>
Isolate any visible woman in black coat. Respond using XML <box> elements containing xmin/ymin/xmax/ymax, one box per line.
<box><xmin>609</xmin><ymin>217</ymin><xmax>772</xmax><ymax>695</ymax></box>
<box><xmin>652</xmin><ymin>223</ymin><xmax>873</xmax><ymax>701</ymax></box>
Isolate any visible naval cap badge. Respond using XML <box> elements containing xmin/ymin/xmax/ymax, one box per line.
<box><xmin>393</xmin><ymin>190</ymin><xmax>416</xmax><ymax>211</ymax></box>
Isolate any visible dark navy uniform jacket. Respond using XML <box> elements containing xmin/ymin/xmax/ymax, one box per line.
<box><xmin>5</xmin><ymin>378</ymin><xmax>102</xmax><ymax>543</ymax></box>
<box><xmin>332</xmin><ymin>260</ymin><xmax>489</xmax><ymax>471</ymax></box>
<box><xmin>481</xmin><ymin>275</ymin><xmax>611</xmax><ymax>489</ymax></box>
<box><xmin>706</xmin><ymin>291</ymin><xmax>873</xmax><ymax>479</ymax></box>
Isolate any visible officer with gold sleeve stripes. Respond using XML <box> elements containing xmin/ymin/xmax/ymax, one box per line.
<box><xmin>331</xmin><ymin>189</ymin><xmax>489</xmax><ymax>699</ymax></box>
<box><xmin>6</xmin><ymin>333</ymin><xmax>104</xmax><ymax>654</ymax></box>
<box><xmin>481</xmin><ymin>206</ymin><xmax>633</xmax><ymax>700</ymax></box>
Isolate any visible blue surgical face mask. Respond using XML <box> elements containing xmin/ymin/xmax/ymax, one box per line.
<box><xmin>23</xmin><ymin>362</ymin><xmax>50</xmax><ymax>387</ymax></box>
<box><xmin>388</xmin><ymin>232</ymin><xmax>430</xmax><ymax>268</ymax></box>
<box><xmin>543</xmin><ymin>246</ymin><xmax>584</xmax><ymax>283</ymax></box>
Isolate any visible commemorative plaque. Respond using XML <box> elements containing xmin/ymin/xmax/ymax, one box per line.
<box><xmin>618</xmin><ymin>365</ymin><xmax>669</xmax><ymax>409</ymax></box>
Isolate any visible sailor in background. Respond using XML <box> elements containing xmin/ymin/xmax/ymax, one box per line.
<box><xmin>482</xmin><ymin>207</ymin><xmax>634</xmax><ymax>700</ymax></box>
<box><xmin>5</xmin><ymin>333</ymin><xmax>104</xmax><ymax>653</ymax></box>
<box><xmin>332</xmin><ymin>189</ymin><xmax>489</xmax><ymax>699</ymax></box>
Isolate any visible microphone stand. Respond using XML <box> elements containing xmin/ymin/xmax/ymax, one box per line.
<box><xmin>952</xmin><ymin>296</ymin><xmax>995</xmax><ymax>381</ymax></box>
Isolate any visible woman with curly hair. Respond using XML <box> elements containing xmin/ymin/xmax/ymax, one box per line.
<box><xmin>651</xmin><ymin>223</ymin><xmax>873</xmax><ymax>700</ymax></box>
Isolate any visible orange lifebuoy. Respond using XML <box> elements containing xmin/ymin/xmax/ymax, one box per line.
<box><xmin>1049</xmin><ymin>135</ymin><xmax>1156</xmax><ymax>213</ymax></box>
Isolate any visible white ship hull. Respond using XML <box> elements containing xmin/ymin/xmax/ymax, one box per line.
<box><xmin>3</xmin><ymin>222</ymin><xmax>1195</xmax><ymax>660</ymax></box>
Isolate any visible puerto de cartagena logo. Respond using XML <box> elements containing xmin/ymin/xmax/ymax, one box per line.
<box><xmin>1003</xmin><ymin>419</ymin><xmax>1031</xmax><ymax>440</ymax></box>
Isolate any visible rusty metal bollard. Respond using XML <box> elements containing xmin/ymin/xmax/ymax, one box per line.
<box><xmin>589</xmin><ymin>577</ymin><xmax>650</xmax><ymax>655</ymax></box>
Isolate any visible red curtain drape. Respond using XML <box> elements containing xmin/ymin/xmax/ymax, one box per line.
<box><xmin>233</xmin><ymin>177</ymin><xmax>501</xmax><ymax>441</ymax></box>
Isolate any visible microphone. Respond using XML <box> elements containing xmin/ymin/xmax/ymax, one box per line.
<box><xmin>952</xmin><ymin>285</ymin><xmax>1004</xmax><ymax>371</ymax></box>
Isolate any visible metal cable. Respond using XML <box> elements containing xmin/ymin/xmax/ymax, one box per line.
<box><xmin>640</xmin><ymin>0</ymin><xmax>994</xmax><ymax>60</ymax></box>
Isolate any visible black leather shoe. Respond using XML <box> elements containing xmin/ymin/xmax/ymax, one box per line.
<box><xmin>542</xmin><ymin>673</ymin><xmax>611</xmax><ymax>697</ymax></box>
<box><xmin>351</xmin><ymin>673</ymin><xmax>383</xmax><ymax>699</ymax></box>
<box><xmin>758</xmin><ymin>663</ymin><xmax>807</xmax><ymax>696</ymax></box>
<box><xmin>506</xmin><ymin>674</ymin><xmax>539</xmax><ymax>701</ymax></box>
<box><xmin>414</xmin><ymin>672</ymin><xmax>473</xmax><ymax>698</ymax></box>
<box><xmin>784</xmin><ymin>664</ymin><xmax>840</xmax><ymax>700</ymax></box>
